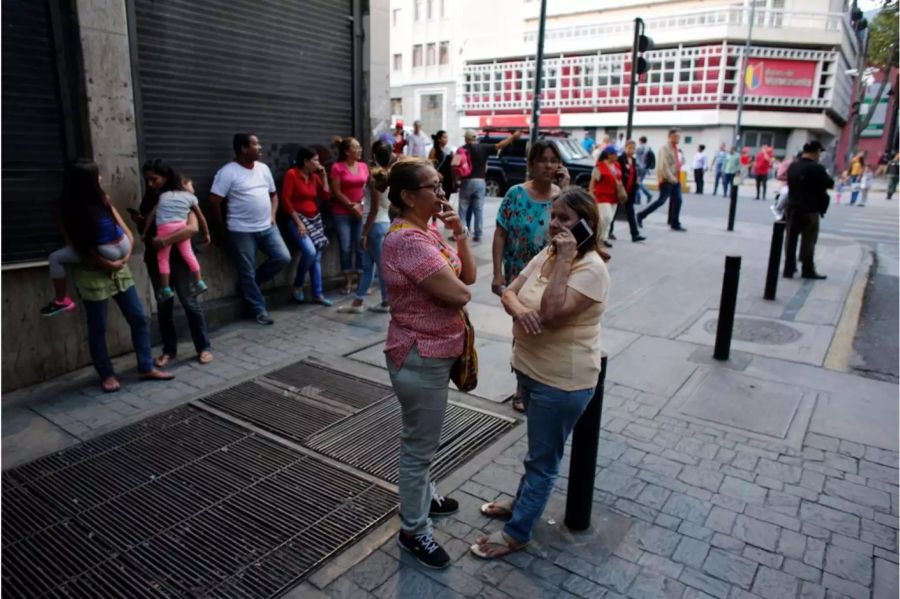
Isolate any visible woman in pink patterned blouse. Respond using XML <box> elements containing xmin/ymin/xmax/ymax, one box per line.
<box><xmin>381</xmin><ymin>159</ymin><xmax>477</xmax><ymax>569</ymax></box>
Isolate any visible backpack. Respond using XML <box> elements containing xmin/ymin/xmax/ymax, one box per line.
<box><xmin>452</xmin><ymin>147</ymin><xmax>473</xmax><ymax>179</ymax></box>
<box><xmin>644</xmin><ymin>148</ymin><xmax>656</xmax><ymax>170</ymax></box>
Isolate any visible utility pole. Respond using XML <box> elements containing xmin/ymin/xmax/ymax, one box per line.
<box><xmin>733</xmin><ymin>1</ymin><xmax>757</xmax><ymax>149</ymax></box>
<box><xmin>626</xmin><ymin>19</ymin><xmax>652</xmax><ymax>140</ymax></box>
<box><xmin>529</xmin><ymin>0</ymin><xmax>548</xmax><ymax>147</ymax></box>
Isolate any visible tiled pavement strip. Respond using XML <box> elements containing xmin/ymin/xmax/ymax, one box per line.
<box><xmin>3</xmin><ymin>198</ymin><xmax>898</xmax><ymax>599</ymax></box>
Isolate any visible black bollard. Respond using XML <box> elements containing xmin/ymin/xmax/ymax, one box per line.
<box><xmin>764</xmin><ymin>221</ymin><xmax>786</xmax><ymax>300</ymax></box>
<box><xmin>564</xmin><ymin>356</ymin><xmax>607</xmax><ymax>532</ymax></box>
<box><xmin>714</xmin><ymin>256</ymin><xmax>741</xmax><ymax>361</ymax></box>
<box><xmin>727</xmin><ymin>183</ymin><xmax>738</xmax><ymax>232</ymax></box>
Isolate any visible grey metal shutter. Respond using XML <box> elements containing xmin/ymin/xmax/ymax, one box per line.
<box><xmin>1</xmin><ymin>0</ymin><xmax>87</xmax><ymax>264</ymax></box>
<box><xmin>132</xmin><ymin>0</ymin><xmax>354</xmax><ymax>198</ymax></box>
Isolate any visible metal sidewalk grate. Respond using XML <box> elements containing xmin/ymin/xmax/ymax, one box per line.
<box><xmin>264</xmin><ymin>361</ymin><xmax>394</xmax><ymax>409</ymax></box>
<box><xmin>304</xmin><ymin>400</ymin><xmax>516</xmax><ymax>484</ymax></box>
<box><xmin>2</xmin><ymin>405</ymin><xmax>397</xmax><ymax>599</ymax></box>
<box><xmin>200</xmin><ymin>380</ymin><xmax>346</xmax><ymax>442</ymax></box>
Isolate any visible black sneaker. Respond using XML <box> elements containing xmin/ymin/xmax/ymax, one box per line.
<box><xmin>255</xmin><ymin>313</ymin><xmax>275</xmax><ymax>325</ymax></box>
<box><xmin>397</xmin><ymin>531</ymin><xmax>451</xmax><ymax>569</ymax></box>
<box><xmin>429</xmin><ymin>483</ymin><xmax>459</xmax><ymax>517</ymax></box>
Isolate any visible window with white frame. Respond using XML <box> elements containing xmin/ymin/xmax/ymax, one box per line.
<box><xmin>440</xmin><ymin>0</ymin><xmax>446</xmax><ymax>17</ymax></box>
<box><xmin>414</xmin><ymin>0</ymin><xmax>423</xmax><ymax>21</ymax></box>
<box><xmin>439</xmin><ymin>41</ymin><xmax>449</xmax><ymax>65</ymax></box>
<box><xmin>391</xmin><ymin>98</ymin><xmax>403</xmax><ymax>116</ymax></box>
<box><xmin>427</xmin><ymin>0</ymin><xmax>433</xmax><ymax>19</ymax></box>
<box><xmin>392</xmin><ymin>8</ymin><xmax>400</xmax><ymax>26</ymax></box>
<box><xmin>426</xmin><ymin>43</ymin><xmax>436</xmax><ymax>66</ymax></box>
<box><xmin>393</xmin><ymin>53</ymin><xmax>402</xmax><ymax>71</ymax></box>
<box><xmin>413</xmin><ymin>44</ymin><xmax>423</xmax><ymax>67</ymax></box>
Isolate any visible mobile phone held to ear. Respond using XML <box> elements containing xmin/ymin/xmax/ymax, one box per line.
<box><xmin>570</xmin><ymin>218</ymin><xmax>594</xmax><ymax>248</ymax></box>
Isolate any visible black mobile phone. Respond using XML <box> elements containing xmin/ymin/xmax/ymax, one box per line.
<box><xmin>570</xmin><ymin>218</ymin><xmax>594</xmax><ymax>248</ymax></box>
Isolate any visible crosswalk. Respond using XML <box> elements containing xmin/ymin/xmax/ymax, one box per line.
<box><xmin>824</xmin><ymin>206</ymin><xmax>899</xmax><ymax>246</ymax></box>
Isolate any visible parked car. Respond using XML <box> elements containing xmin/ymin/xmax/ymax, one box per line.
<box><xmin>479</xmin><ymin>132</ymin><xmax>595</xmax><ymax>197</ymax></box>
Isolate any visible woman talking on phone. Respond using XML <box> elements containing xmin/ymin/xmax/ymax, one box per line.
<box><xmin>381</xmin><ymin>159</ymin><xmax>477</xmax><ymax>569</ymax></box>
<box><xmin>491</xmin><ymin>140</ymin><xmax>569</xmax><ymax>412</ymax></box>
<box><xmin>472</xmin><ymin>188</ymin><xmax>610</xmax><ymax>559</ymax></box>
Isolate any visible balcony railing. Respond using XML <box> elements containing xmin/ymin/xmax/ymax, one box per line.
<box><xmin>460</xmin><ymin>44</ymin><xmax>842</xmax><ymax>114</ymax></box>
<box><xmin>523</xmin><ymin>5</ymin><xmax>847</xmax><ymax>46</ymax></box>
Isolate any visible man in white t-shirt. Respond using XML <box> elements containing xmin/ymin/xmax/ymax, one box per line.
<box><xmin>407</xmin><ymin>120</ymin><xmax>429</xmax><ymax>158</ymax></box>
<box><xmin>210</xmin><ymin>133</ymin><xmax>290</xmax><ymax>325</ymax></box>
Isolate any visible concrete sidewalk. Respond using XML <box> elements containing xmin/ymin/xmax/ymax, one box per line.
<box><xmin>3</xmin><ymin>196</ymin><xmax>898</xmax><ymax>599</ymax></box>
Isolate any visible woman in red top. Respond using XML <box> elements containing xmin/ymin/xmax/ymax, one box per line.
<box><xmin>281</xmin><ymin>146</ymin><xmax>333</xmax><ymax>306</ymax></box>
<box><xmin>589</xmin><ymin>149</ymin><xmax>621</xmax><ymax>248</ymax></box>
<box><xmin>610</xmin><ymin>140</ymin><xmax>646</xmax><ymax>243</ymax></box>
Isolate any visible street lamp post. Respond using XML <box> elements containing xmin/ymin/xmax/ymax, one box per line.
<box><xmin>733</xmin><ymin>1</ymin><xmax>757</xmax><ymax>149</ymax></box>
<box><xmin>529</xmin><ymin>0</ymin><xmax>548</xmax><ymax>147</ymax></box>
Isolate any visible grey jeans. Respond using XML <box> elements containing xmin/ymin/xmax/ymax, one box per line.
<box><xmin>48</xmin><ymin>237</ymin><xmax>132</xmax><ymax>279</ymax></box>
<box><xmin>388</xmin><ymin>344</ymin><xmax>455</xmax><ymax>535</ymax></box>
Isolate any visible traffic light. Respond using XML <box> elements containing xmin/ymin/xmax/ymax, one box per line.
<box><xmin>850</xmin><ymin>3</ymin><xmax>868</xmax><ymax>32</ymax></box>
<box><xmin>635</xmin><ymin>33</ymin><xmax>654</xmax><ymax>75</ymax></box>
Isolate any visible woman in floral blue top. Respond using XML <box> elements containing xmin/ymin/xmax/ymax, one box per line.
<box><xmin>491</xmin><ymin>140</ymin><xmax>570</xmax><ymax>411</ymax></box>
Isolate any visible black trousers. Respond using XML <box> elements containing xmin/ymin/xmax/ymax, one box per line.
<box><xmin>755</xmin><ymin>174</ymin><xmax>768</xmax><ymax>199</ymax></box>
<box><xmin>609</xmin><ymin>198</ymin><xmax>641</xmax><ymax>239</ymax></box>
<box><xmin>693</xmin><ymin>168</ymin><xmax>704</xmax><ymax>195</ymax></box>
<box><xmin>783</xmin><ymin>207</ymin><xmax>820</xmax><ymax>276</ymax></box>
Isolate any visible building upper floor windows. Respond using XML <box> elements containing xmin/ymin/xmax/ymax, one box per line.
<box><xmin>439</xmin><ymin>41</ymin><xmax>449</xmax><ymax>65</ymax></box>
<box><xmin>392</xmin><ymin>8</ymin><xmax>400</xmax><ymax>26</ymax></box>
<box><xmin>426</xmin><ymin>43</ymin><xmax>436</xmax><ymax>66</ymax></box>
<box><xmin>413</xmin><ymin>44</ymin><xmax>423</xmax><ymax>67</ymax></box>
<box><xmin>414</xmin><ymin>0</ymin><xmax>423</xmax><ymax>21</ymax></box>
<box><xmin>393</xmin><ymin>53</ymin><xmax>402</xmax><ymax>71</ymax></box>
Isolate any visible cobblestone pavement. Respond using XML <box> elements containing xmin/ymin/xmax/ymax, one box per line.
<box><xmin>303</xmin><ymin>383</ymin><xmax>899</xmax><ymax>599</ymax></box>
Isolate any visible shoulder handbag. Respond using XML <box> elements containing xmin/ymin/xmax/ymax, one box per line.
<box><xmin>387</xmin><ymin>222</ymin><xmax>478</xmax><ymax>391</ymax></box>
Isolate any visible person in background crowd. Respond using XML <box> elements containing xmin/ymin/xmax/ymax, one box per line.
<box><xmin>834</xmin><ymin>170</ymin><xmax>850</xmax><ymax>205</ymax></box>
<box><xmin>589</xmin><ymin>148</ymin><xmax>621</xmax><ymax>248</ymax></box>
<box><xmin>638</xmin><ymin>128</ymin><xmax>686</xmax><ymax>232</ymax></box>
<box><xmin>58</xmin><ymin>159</ymin><xmax>174</xmax><ymax>392</ymax></box>
<box><xmin>382</xmin><ymin>159</ymin><xmax>476</xmax><ymax>570</ymax></box>
<box><xmin>458</xmin><ymin>129</ymin><xmax>521</xmax><ymax>243</ymax></box>
<box><xmin>754</xmin><ymin>145</ymin><xmax>774</xmax><ymax>200</ymax></box>
<box><xmin>722</xmin><ymin>146</ymin><xmax>740</xmax><ymax>198</ymax></box>
<box><xmin>886</xmin><ymin>152</ymin><xmax>899</xmax><ymax>200</ymax></box>
<box><xmin>280</xmin><ymin>145</ymin><xmax>334</xmax><ymax>307</ymax></box>
<box><xmin>634</xmin><ymin>136</ymin><xmax>654</xmax><ymax>204</ymax></box>
<box><xmin>614</xmin><ymin>133</ymin><xmax>625</xmax><ymax>154</ymax></box>
<box><xmin>601</xmin><ymin>134</ymin><xmax>617</xmax><ymax>156</ymax></box>
<box><xmin>339</xmin><ymin>146</ymin><xmax>393</xmax><ymax>314</ymax></box>
<box><xmin>210</xmin><ymin>133</ymin><xmax>290</xmax><ymax>326</ymax></box>
<box><xmin>428</xmin><ymin>130</ymin><xmax>455</xmax><ymax>198</ymax></box>
<box><xmin>492</xmin><ymin>140</ymin><xmax>570</xmax><ymax>412</ymax></box>
<box><xmin>712</xmin><ymin>142</ymin><xmax>727</xmax><ymax>196</ymax></box>
<box><xmin>581</xmin><ymin>132</ymin><xmax>596</xmax><ymax>155</ymax></box>
<box><xmin>857</xmin><ymin>165</ymin><xmax>874</xmax><ymax>207</ymax></box>
<box><xmin>784</xmin><ymin>140</ymin><xmax>833</xmax><ymax>280</ymax></box>
<box><xmin>849</xmin><ymin>151</ymin><xmax>866</xmax><ymax>205</ymax></box>
<box><xmin>331</xmin><ymin>137</ymin><xmax>369</xmax><ymax>295</ymax></box>
<box><xmin>135</xmin><ymin>161</ymin><xmax>213</xmax><ymax>368</ymax></box>
<box><xmin>741</xmin><ymin>146</ymin><xmax>751</xmax><ymax>177</ymax></box>
<box><xmin>610</xmin><ymin>140</ymin><xmax>646</xmax><ymax>243</ymax></box>
<box><xmin>472</xmin><ymin>188</ymin><xmax>610</xmax><ymax>560</ymax></box>
<box><xmin>692</xmin><ymin>144</ymin><xmax>708</xmax><ymax>195</ymax></box>
<box><xmin>407</xmin><ymin>120</ymin><xmax>429</xmax><ymax>159</ymax></box>
<box><xmin>392</xmin><ymin>121</ymin><xmax>407</xmax><ymax>157</ymax></box>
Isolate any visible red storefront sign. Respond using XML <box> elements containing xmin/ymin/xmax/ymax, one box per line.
<box><xmin>479</xmin><ymin>114</ymin><xmax>560</xmax><ymax>128</ymax></box>
<box><xmin>744</xmin><ymin>58</ymin><xmax>816</xmax><ymax>97</ymax></box>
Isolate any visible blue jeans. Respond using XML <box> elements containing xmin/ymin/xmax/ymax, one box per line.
<box><xmin>357</xmin><ymin>222</ymin><xmax>388</xmax><ymax>302</ymax></box>
<box><xmin>723</xmin><ymin>173</ymin><xmax>735</xmax><ymax>197</ymax></box>
<box><xmin>636</xmin><ymin>170</ymin><xmax>652</xmax><ymax>203</ymax></box>
<box><xmin>713</xmin><ymin>170</ymin><xmax>724</xmax><ymax>195</ymax></box>
<box><xmin>638</xmin><ymin>181</ymin><xmax>683</xmax><ymax>229</ymax></box>
<box><xmin>458</xmin><ymin>178</ymin><xmax>486</xmax><ymax>238</ymax></box>
<box><xmin>849</xmin><ymin>175</ymin><xmax>860</xmax><ymax>205</ymax></box>
<box><xmin>504</xmin><ymin>371</ymin><xmax>594</xmax><ymax>543</ymax></box>
<box><xmin>333</xmin><ymin>213</ymin><xmax>363</xmax><ymax>274</ymax></box>
<box><xmin>227</xmin><ymin>225</ymin><xmax>291</xmax><ymax>317</ymax></box>
<box><xmin>84</xmin><ymin>285</ymin><xmax>154</xmax><ymax>379</ymax></box>
<box><xmin>145</xmin><ymin>249</ymin><xmax>210</xmax><ymax>356</ymax></box>
<box><xmin>287</xmin><ymin>220</ymin><xmax>323</xmax><ymax>297</ymax></box>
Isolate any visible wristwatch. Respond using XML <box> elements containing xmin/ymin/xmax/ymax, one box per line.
<box><xmin>454</xmin><ymin>227</ymin><xmax>470</xmax><ymax>241</ymax></box>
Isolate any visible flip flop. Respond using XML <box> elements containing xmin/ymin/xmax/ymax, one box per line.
<box><xmin>100</xmin><ymin>376</ymin><xmax>121</xmax><ymax>393</ymax></box>
<box><xmin>140</xmin><ymin>370</ymin><xmax>175</xmax><ymax>381</ymax></box>
<box><xmin>154</xmin><ymin>353</ymin><xmax>173</xmax><ymax>368</ymax></box>
<box><xmin>480</xmin><ymin>501</ymin><xmax>514</xmax><ymax>520</ymax></box>
<box><xmin>511</xmin><ymin>395</ymin><xmax>525</xmax><ymax>413</ymax></box>
<box><xmin>469</xmin><ymin>530</ymin><xmax>527</xmax><ymax>560</ymax></box>
<box><xmin>198</xmin><ymin>350</ymin><xmax>214</xmax><ymax>365</ymax></box>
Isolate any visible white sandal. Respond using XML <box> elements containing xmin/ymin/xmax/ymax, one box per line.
<box><xmin>469</xmin><ymin>530</ymin><xmax>527</xmax><ymax>559</ymax></box>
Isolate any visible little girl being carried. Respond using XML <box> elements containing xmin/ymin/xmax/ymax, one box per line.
<box><xmin>145</xmin><ymin>171</ymin><xmax>210</xmax><ymax>301</ymax></box>
<box><xmin>834</xmin><ymin>170</ymin><xmax>850</xmax><ymax>205</ymax></box>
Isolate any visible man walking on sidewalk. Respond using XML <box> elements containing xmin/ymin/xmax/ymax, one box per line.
<box><xmin>210</xmin><ymin>133</ymin><xmax>291</xmax><ymax>325</ymax></box>
<box><xmin>634</xmin><ymin>136</ymin><xmax>654</xmax><ymax>204</ymax></box>
<box><xmin>712</xmin><ymin>142</ymin><xmax>727</xmax><ymax>195</ymax></box>
<box><xmin>407</xmin><ymin>120</ymin><xmax>429</xmax><ymax>159</ymax></box>
<box><xmin>783</xmin><ymin>140</ymin><xmax>833</xmax><ymax>280</ymax></box>
<box><xmin>692</xmin><ymin>144</ymin><xmax>708</xmax><ymax>195</ymax></box>
<box><xmin>638</xmin><ymin>129</ymin><xmax>686</xmax><ymax>232</ymax></box>
<box><xmin>754</xmin><ymin>145</ymin><xmax>774</xmax><ymax>200</ymax></box>
<box><xmin>458</xmin><ymin>129</ymin><xmax>521</xmax><ymax>242</ymax></box>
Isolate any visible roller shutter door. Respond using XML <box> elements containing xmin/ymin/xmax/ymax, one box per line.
<box><xmin>133</xmin><ymin>0</ymin><xmax>355</xmax><ymax>197</ymax></box>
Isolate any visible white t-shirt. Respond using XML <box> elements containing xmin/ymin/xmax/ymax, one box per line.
<box><xmin>407</xmin><ymin>132</ymin><xmax>429</xmax><ymax>158</ymax></box>
<box><xmin>210</xmin><ymin>161</ymin><xmax>276</xmax><ymax>233</ymax></box>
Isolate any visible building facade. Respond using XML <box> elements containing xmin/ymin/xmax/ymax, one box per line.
<box><xmin>391</xmin><ymin>0</ymin><xmax>860</xmax><ymax>160</ymax></box>
<box><xmin>1</xmin><ymin>0</ymin><xmax>390</xmax><ymax>391</ymax></box>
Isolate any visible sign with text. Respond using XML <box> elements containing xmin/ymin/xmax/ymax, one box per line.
<box><xmin>744</xmin><ymin>58</ymin><xmax>817</xmax><ymax>97</ymax></box>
